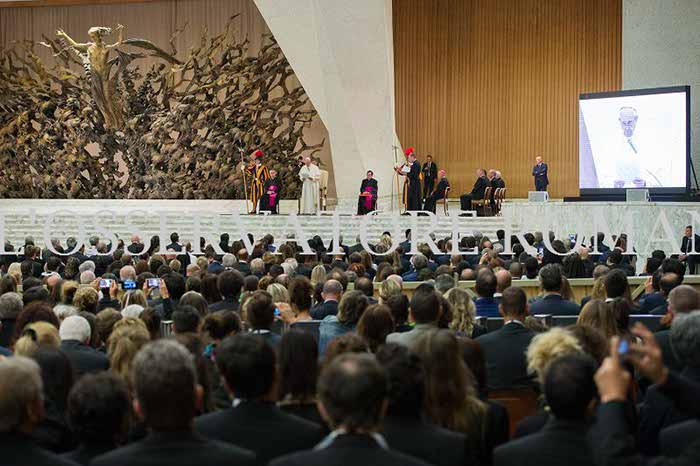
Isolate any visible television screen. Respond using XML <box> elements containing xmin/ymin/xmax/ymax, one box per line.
<box><xmin>579</xmin><ymin>87</ymin><xmax>689</xmax><ymax>194</ymax></box>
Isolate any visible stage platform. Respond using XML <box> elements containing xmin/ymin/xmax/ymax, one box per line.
<box><xmin>0</xmin><ymin>199</ymin><xmax>510</xmax><ymax>249</ymax></box>
<box><xmin>2</xmin><ymin>199</ymin><xmax>698</xmax><ymax>272</ymax></box>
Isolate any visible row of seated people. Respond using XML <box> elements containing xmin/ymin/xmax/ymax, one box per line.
<box><xmin>1</xmin><ymin>225</ymin><xmax>700</xmax><ymax>465</ymax></box>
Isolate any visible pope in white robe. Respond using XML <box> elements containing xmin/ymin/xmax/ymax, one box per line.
<box><xmin>299</xmin><ymin>157</ymin><xmax>320</xmax><ymax>214</ymax></box>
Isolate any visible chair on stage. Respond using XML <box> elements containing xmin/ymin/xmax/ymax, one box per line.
<box><xmin>495</xmin><ymin>188</ymin><xmax>507</xmax><ymax>216</ymax></box>
<box><xmin>471</xmin><ymin>187</ymin><xmax>492</xmax><ymax>216</ymax></box>
<box><xmin>436</xmin><ymin>186</ymin><xmax>450</xmax><ymax>216</ymax></box>
<box><xmin>319</xmin><ymin>169</ymin><xmax>329</xmax><ymax>211</ymax></box>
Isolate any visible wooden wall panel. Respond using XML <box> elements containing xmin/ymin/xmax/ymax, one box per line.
<box><xmin>393</xmin><ymin>0</ymin><xmax>622</xmax><ymax>198</ymax></box>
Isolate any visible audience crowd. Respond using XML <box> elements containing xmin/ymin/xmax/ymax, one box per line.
<box><xmin>1</xmin><ymin>227</ymin><xmax>700</xmax><ymax>466</ymax></box>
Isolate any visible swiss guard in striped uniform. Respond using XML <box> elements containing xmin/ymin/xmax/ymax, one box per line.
<box><xmin>244</xmin><ymin>149</ymin><xmax>270</xmax><ymax>214</ymax></box>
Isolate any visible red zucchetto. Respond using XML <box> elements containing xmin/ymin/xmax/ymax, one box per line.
<box><xmin>254</xmin><ymin>150</ymin><xmax>264</xmax><ymax>158</ymax></box>
<box><xmin>405</xmin><ymin>147</ymin><xmax>415</xmax><ymax>156</ymax></box>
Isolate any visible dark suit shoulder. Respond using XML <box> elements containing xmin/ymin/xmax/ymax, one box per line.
<box><xmin>270</xmin><ymin>446</ymin><xmax>431</xmax><ymax>466</ymax></box>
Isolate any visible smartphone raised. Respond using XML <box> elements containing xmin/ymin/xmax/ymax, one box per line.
<box><xmin>147</xmin><ymin>278</ymin><xmax>161</xmax><ymax>288</ymax></box>
<box><xmin>99</xmin><ymin>279</ymin><xmax>113</xmax><ymax>288</ymax></box>
<box><xmin>122</xmin><ymin>280</ymin><xmax>137</xmax><ymax>290</ymax></box>
<box><xmin>617</xmin><ymin>339</ymin><xmax>629</xmax><ymax>355</ymax></box>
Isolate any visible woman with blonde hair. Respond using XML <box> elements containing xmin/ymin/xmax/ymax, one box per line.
<box><xmin>13</xmin><ymin>321</ymin><xmax>60</xmax><ymax>356</ymax></box>
<box><xmin>73</xmin><ymin>287</ymin><xmax>99</xmax><ymax>314</ymax></box>
<box><xmin>310</xmin><ymin>265</ymin><xmax>326</xmax><ymax>287</ymax></box>
<box><xmin>378</xmin><ymin>278</ymin><xmax>401</xmax><ymax>303</ymax></box>
<box><xmin>169</xmin><ymin>259</ymin><xmax>182</xmax><ymax>274</ymax></box>
<box><xmin>526</xmin><ymin>327</ymin><xmax>584</xmax><ymax>385</ymax></box>
<box><xmin>107</xmin><ymin>317</ymin><xmax>150</xmax><ymax>384</ymax></box>
<box><xmin>444</xmin><ymin>287</ymin><xmax>487</xmax><ymax>339</ymax></box>
<box><xmin>267</xmin><ymin>282</ymin><xmax>290</xmax><ymax>304</ymax></box>
<box><xmin>120</xmin><ymin>289</ymin><xmax>148</xmax><ymax>309</ymax></box>
<box><xmin>7</xmin><ymin>262</ymin><xmax>22</xmax><ymax>285</ymax></box>
<box><xmin>577</xmin><ymin>299</ymin><xmax>619</xmax><ymax>339</ymax></box>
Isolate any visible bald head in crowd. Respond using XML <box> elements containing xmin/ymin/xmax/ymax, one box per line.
<box><xmin>322</xmin><ymin>279</ymin><xmax>343</xmax><ymax>301</ymax></box>
<box><xmin>495</xmin><ymin>270</ymin><xmax>512</xmax><ymax>294</ymax></box>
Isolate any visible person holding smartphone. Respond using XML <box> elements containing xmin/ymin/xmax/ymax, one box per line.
<box><xmin>93</xmin><ymin>277</ymin><xmax>120</xmax><ymax>312</ymax></box>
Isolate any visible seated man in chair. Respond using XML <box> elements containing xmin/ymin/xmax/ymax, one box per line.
<box><xmin>423</xmin><ymin>170</ymin><xmax>449</xmax><ymax>214</ymax></box>
<box><xmin>460</xmin><ymin>168</ymin><xmax>489</xmax><ymax>213</ymax></box>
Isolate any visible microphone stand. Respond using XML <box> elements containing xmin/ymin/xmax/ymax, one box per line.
<box><xmin>391</xmin><ymin>145</ymin><xmax>400</xmax><ymax>213</ymax></box>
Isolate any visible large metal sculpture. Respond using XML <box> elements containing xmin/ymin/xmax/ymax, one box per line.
<box><xmin>0</xmin><ymin>17</ymin><xmax>324</xmax><ymax>199</ymax></box>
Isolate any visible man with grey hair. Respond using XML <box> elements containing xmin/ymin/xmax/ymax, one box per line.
<box><xmin>402</xmin><ymin>253</ymin><xmax>428</xmax><ymax>282</ymax></box>
<box><xmin>0</xmin><ymin>292</ymin><xmax>22</xmax><ymax>351</ymax></box>
<box><xmin>434</xmin><ymin>273</ymin><xmax>456</xmax><ymax>294</ymax></box>
<box><xmin>250</xmin><ymin>258</ymin><xmax>265</xmax><ymax>277</ymax></box>
<box><xmin>91</xmin><ymin>340</ymin><xmax>255</xmax><ymax>466</ymax></box>
<box><xmin>79</xmin><ymin>260</ymin><xmax>95</xmax><ymax>274</ymax></box>
<box><xmin>119</xmin><ymin>265</ymin><xmax>136</xmax><ymax>282</ymax></box>
<box><xmin>79</xmin><ymin>270</ymin><xmax>95</xmax><ymax>285</ymax></box>
<box><xmin>0</xmin><ymin>357</ymin><xmax>76</xmax><ymax>466</ymax></box>
<box><xmin>656</xmin><ymin>285</ymin><xmax>700</xmax><ymax>372</ymax></box>
<box><xmin>221</xmin><ymin>253</ymin><xmax>237</xmax><ymax>269</ymax></box>
<box><xmin>638</xmin><ymin>310</ymin><xmax>700</xmax><ymax>455</ymax></box>
<box><xmin>59</xmin><ymin>315</ymin><xmax>109</xmax><ymax>377</ymax></box>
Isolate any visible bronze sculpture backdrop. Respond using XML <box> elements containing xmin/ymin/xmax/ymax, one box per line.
<box><xmin>0</xmin><ymin>16</ymin><xmax>325</xmax><ymax>199</ymax></box>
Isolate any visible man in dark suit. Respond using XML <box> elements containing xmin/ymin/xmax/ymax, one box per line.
<box><xmin>93</xmin><ymin>340</ymin><xmax>255</xmax><ymax>466</ymax></box>
<box><xmin>234</xmin><ymin>249</ymin><xmax>252</xmax><ymax>276</ymax></box>
<box><xmin>639</xmin><ymin>310</ymin><xmax>700</xmax><ymax>455</ymax></box>
<box><xmin>476</xmin><ymin>287</ymin><xmax>536</xmax><ymax>390</ymax></box>
<box><xmin>166</xmin><ymin>232</ymin><xmax>182</xmax><ymax>252</ymax></box>
<box><xmin>62</xmin><ymin>372</ymin><xmax>131</xmax><ymax>465</ymax></box>
<box><xmin>311</xmin><ymin>280</ymin><xmax>342</xmax><ymax>320</ymax></box>
<box><xmin>639</xmin><ymin>270</ymin><xmax>666</xmax><ymax>312</ymax></box>
<box><xmin>218</xmin><ymin>233</ymin><xmax>230</xmax><ymax>254</ymax></box>
<box><xmin>679</xmin><ymin>225</ymin><xmax>700</xmax><ymax>274</ymax></box>
<box><xmin>0</xmin><ymin>357</ymin><xmax>79</xmax><ymax>466</ymax></box>
<box><xmin>270</xmin><ymin>353</ymin><xmax>430</xmax><ymax>466</ymax></box>
<box><xmin>460</xmin><ymin>168</ymin><xmax>489</xmax><ymax>211</ymax></box>
<box><xmin>475</xmin><ymin>268</ymin><xmax>500</xmax><ymax>317</ymax></box>
<box><xmin>421</xmin><ymin>155</ymin><xmax>438</xmax><ymax>200</ymax></box>
<box><xmin>655</xmin><ymin>285</ymin><xmax>699</xmax><ymax>372</ymax></box>
<box><xmin>592</xmin><ymin>324</ymin><xmax>700</xmax><ymax>466</ymax></box>
<box><xmin>195</xmin><ymin>334</ymin><xmax>323</xmax><ymax>465</ymax></box>
<box><xmin>423</xmin><ymin>169</ymin><xmax>449</xmax><ymax>213</ymax></box>
<box><xmin>209</xmin><ymin>270</ymin><xmax>244</xmax><ymax>313</ymax></box>
<box><xmin>127</xmin><ymin>235</ymin><xmax>145</xmax><ymax>256</ymax></box>
<box><xmin>660</xmin><ymin>419</ymin><xmax>700</xmax><ymax>457</ymax></box>
<box><xmin>532</xmin><ymin>155</ymin><xmax>549</xmax><ymax>191</ymax></box>
<box><xmin>529</xmin><ymin>264</ymin><xmax>581</xmax><ymax>316</ymax></box>
<box><xmin>494</xmin><ymin>354</ymin><xmax>598</xmax><ymax>466</ymax></box>
<box><xmin>650</xmin><ymin>273</ymin><xmax>683</xmax><ymax>315</ymax></box>
<box><xmin>377</xmin><ymin>344</ymin><xmax>465</xmax><ymax>466</ymax></box>
<box><xmin>59</xmin><ymin>316</ymin><xmax>109</xmax><ymax>377</ymax></box>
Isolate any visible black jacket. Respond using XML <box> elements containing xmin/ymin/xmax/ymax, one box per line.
<box><xmin>529</xmin><ymin>294</ymin><xmax>581</xmax><ymax>316</ymax></box>
<box><xmin>59</xmin><ymin>340</ymin><xmax>109</xmax><ymax>377</ymax></box>
<box><xmin>91</xmin><ymin>430</ymin><xmax>255</xmax><ymax>466</ymax></box>
<box><xmin>592</xmin><ymin>372</ymin><xmax>700</xmax><ymax>466</ymax></box>
<box><xmin>639</xmin><ymin>367</ymin><xmax>700</xmax><ymax>455</ymax></box>
<box><xmin>381</xmin><ymin>415</ymin><xmax>465</xmax><ymax>466</ymax></box>
<box><xmin>0</xmin><ymin>432</ymin><xmax>78</xmax><ymax>466</ymax></box>
<box><xmin>310</xmin><ymin>300</ymin><xmax>339</xmax><ymax>320</ymax></box>
<box><xmin>471</xmin><ymin>176</ymin><xmax>489</xmax><ymax>200</ymax></box>
<box><xmin>476</xmin><ymin>322</ymin><xmax>536</xmax><ymax>390</ymax></box>
<box><xmin>61</xmin><ymin>442</ymin><xmax>114</xmax><ymax>466</ymax></box>
<box><xmin>208</xmin><ymin>297</ymin><xmax>240</xmax><ymax>313</ymax></box>
<box><xmin>194</xmin><ymin>400</ymin><xmax>324</xmax><ymax>466</ymax></box>
<box><xmin>422</xmin><ymin>161</ymin><xmax>438</xmax><ymax>182</ymax></box>
<box><xmin>494</xmin><ymin>418</ymin><xmax>594</xmax><ymax>466</ymax></box>
<box><xmin>660</xmin><ymin>420</ymin><xmax>700</xmax><ymax>457</ymax></box>
<box><xmin>269</xmin><ymin>433</ymin><xmax>431</xmax><ymax>466</ymax></box>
